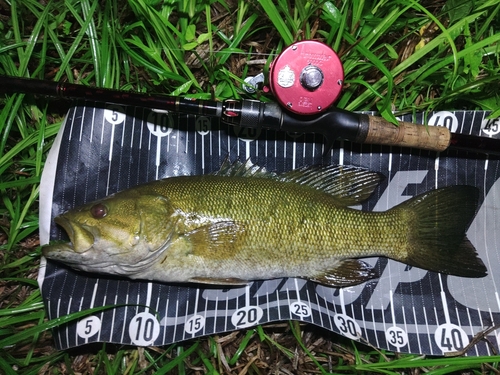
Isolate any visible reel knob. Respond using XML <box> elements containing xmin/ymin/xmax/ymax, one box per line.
<box><xmin>269</xmin><ymin>40</ymin><xmax>344</xmax><ymax>115</ymax></box>
<box><xmin>300</xmin><ymin>65</ymin><xmax>324</xmax><ymax>90</ymax></box>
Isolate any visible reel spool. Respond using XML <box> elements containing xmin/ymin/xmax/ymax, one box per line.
<box><xmin>268</xmin><ymin>40</ymin><xmax>344</xmax><ymax>115</ymax></box>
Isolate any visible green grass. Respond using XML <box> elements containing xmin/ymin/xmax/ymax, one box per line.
<box><xmin>1</xmin><ymin>0</ymin><xmax>499</xmax><ymax>373</ymax></box>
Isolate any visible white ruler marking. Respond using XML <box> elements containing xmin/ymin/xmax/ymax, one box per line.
<box><xmin>162</xmin><ymin>297</ymin><xmax>169</xmax><ymax>343</ymax></box>
<box><xmin>274</xmin><ymin>137</ymin><xmax>277</xmax><ymax>159</ymax></box>
<box><xmin>389</xmin><ymin>290</ymin><xmax>396</xmax><ymax>326</ymax></box>
<box><xmin>350</xmin><ymin>304</ymin><xmax>359</xmax><ymax>341</ymax></box>
<box><xmin>155</xmin><ymin>137</ymin><xmax>161</xmax><ymax>180</ymax></box>
<box><xmin>412</xmin><ymin>306</ymin><xmax>422</xmax><ymax>354</ymax></box>
<box><xmin>98</xmin><ymin>292</ymin><xmax>107</xmax><ymax>342</ymax></box>
<box><xmin>68</xmin><ymin>108</ymin><xmax>76</xmax><ymax>141</ymax></box>
<box><xmin>100</xmin><ymin>110</ymin><xmax>106</xmax><ymax>144</ymax></box>
<box><xmin>277</xmin><ymin>290</ymin><xmax>282</xmax><ymax>322</ymax></box>
<box><xmin>145</xmin><ymin>282</ymin><xmax>152</xmax><ymax>313</ymax></box>
<box><xmin>50</xmin><ymin>301</ymin><xmax>60</xmax><ymax>348</ymax></box>
<box><xmin>129</xmin><ymin>108</ymin><xmax>136</xmax><ymax>148</ymax></box>
<box><xmin>245</xmin><ymin>141</ymin><xmax>251</xmax><ymax>160</ymax></box>
<box><xmin>218</xmin><ymin>130</ymin><xmax>221</xmax><ymax>157</ymax></box>
<box><xmin>314</xmin><ymin>291</ymin><xmax>324</xmax><ymax>328</ymax></box>
<box><xmin>154</xmin><ymin>288</ymin><xmax>161</xmax><ymax>317</ymax></box>
<box><xmin>264</xmin><ymin>289</ymin><xmax>269</xmax><ymax>322</ymax></box>
<box><xmin>138</xmin><ymin>112</ymin><xmax>144</xmax><ymax>150</ymax></box>
<box><xmin>381</xmin><ymin>302</ymin><xmax>388</xmax><ymax>348</ymax></box>
<box><xmin>194</xmin><ymin>129</ymin><xmax>197</xmax><ymax>155</ymax></box>
<box><xmin>438</xmin><ymin>275</ymin><xmax>451</xmax><ymax>324</ymax></box>
<box><xmin>90</xmin><ymin>106</ymin><xmax>96</xmax><ymax>143</ymax></box>
<box><xmin>203</xmin><ymin>291</ymin><xmax>208</xmax><ymax>336</ymax></box>
<box><xmin>339</xmin><ymin>288</ymin><xmax>346</xmax><ymax>315</ymax></box>
<box><xmin>491</xmin><ymin>308</ymin><xmax>499</xmax><ymax>355</ymax></box>
<box><xmin>457</xmin><ymin>110</ymin><xmax>465</xmax><ymax>134</ymax></box>
<box><xmin>245</xmin><ymin>284</ymin><xmax>251</xmax><ymax>307</ymax></box>
<box><xmin>495</xmin><ymin>292</ymin><xmax>500</xmax><ymax>314</ymax></box>
<box><xmin>294</xmin><ymin>279</ymin><xmax>301</xmax><ymax>304</ymax></box>
<box><xmin>402</xmin><ymin>306</ymin><xmax>409</xmax><ymax>352</ymax></box>
<box><xmin>360</xmin><ymin>304</ymin><xmax>368</xmax><ymax>340</ymax></box>
<box><xmin>338</xmin><ymin>141</ymin><xmax>344</xmax><ymax>165</ymax></box>
<box><xmin>192</xmin><ymin>289</ymin><xmax>200</xmax><ymax>338</ymax></box>
<box><xmin>106</xmin><ymin>123</ymin><xmax>116</xmax><ymax>196</ymax></box>
<box><xmin>210</xmin><ymin>131</ymin><xmax>213</xmax><ymax>156</ymax></box>
<box><xmin>467</xmin><ymin>307</ymin><xmax>479</xmax><ymax>356</ymax></box>
<box><xmin>469</xmin><ymin>111</ymin><xmax>476</xmax><ymax>135</ymax></box>
<box><xmin>109</xmin><ymin>124</ymin><xmax>116</xmax><ymax>161</ymax></box>
<box><xmin>213</xmin><ymin>295</ymin><xmax>219</xmax><ymax>336</ymax></box>
<box><xmin>64</xmin><ymin>297</ymin><xmax>71</xmax><ymax>347</ymax></box>
<box><xmin>305</xmin><ymin>287</ymin><xmax>312</xmax><ymax>323</ymax></box>
<box><xmin>423</xmin><ymin>308</ymin><xmax>434</xmax><ymax>355</ymax></box>
<box><xmin>53</xmin><ymin>300</ymin><xmax>62</xmax><ymax>348</ymax></box>
<box><xmin>109</xmin><ymin>293</ymin><xmax>118</xmax><ymax>343</ymax></box>
<box><xmin>89</xmin><ymin>280</ymin><xmax>98</xmax><ymax>309</ymax></box>
<box><xmin>434</xmin><ymin>153</ymin><xmax>440</xmax><ymax>189</ymax></box>
<box><xmin>120</xmin><ymin>119</ymin><xmax>125</xmax><ymax>148</ymax></box>
<box><xmin>201</xmin><ymin>135</ymin><xmax>205</xmax><ymax>170</ymax></box>
<box><xmin>285</xmin><ymin>284</ymin><xmax>291</xmax><ymax>319</ymax></box>
<box><xmin>224</xmin><ymin>294</ymin><xmax>229</xmax><ymax>333</ymax></box>
<box><xmin>311</xmin><ymin>136</ymin><xmax>315</xmax><ymax>158</ymax></box>
<box><xmin>119</xmin><ymin>290</ymin><xmax>130</xmax><ymax>343</ymax></box>
<box><xmin>182</xmin><ymin>299</ymin><xmax>190</xmax><ymax>341</ymax></box>
<box><xmin>172</xmin><ymin>298</ymin><xmax>179</xmax><ymax>342</ymax></box>
<box><xmin>371</xmin><ymin>305</ymin><xmax>380</xmax><ymax>349</ymax></box>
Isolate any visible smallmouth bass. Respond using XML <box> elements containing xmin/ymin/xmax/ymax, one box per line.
<box><xmin>43</xmin><ymin>160</ymin><xmax>487</xmax><ymax>286</ymax></box>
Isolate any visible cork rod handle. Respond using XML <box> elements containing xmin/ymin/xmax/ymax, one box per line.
<box><xmin>356</xmin><ymin>115</ymin><xmax>451</xmax><ymax>152</ymax></box>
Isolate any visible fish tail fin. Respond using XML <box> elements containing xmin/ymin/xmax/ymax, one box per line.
<box><xmin>397</xmin><ymin>185</ymin><xmax>487</xmax><ymax>278</ymax></box>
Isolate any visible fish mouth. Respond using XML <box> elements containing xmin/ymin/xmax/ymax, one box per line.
<box><xmin>44</xmin><ymin>215</ymin><xmax>95</xmax><ymax>255</ymax></box>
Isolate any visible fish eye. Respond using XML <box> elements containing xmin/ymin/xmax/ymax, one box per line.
<box><xmin>90</xmin><ymin>203</ymin><xmax>108</xmax><ymax>219</ymax></box>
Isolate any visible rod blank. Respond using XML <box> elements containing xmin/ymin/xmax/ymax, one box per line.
<box><xmin>2</xmin><ymin>75</ymin><xmax>498</xmax><ymax>155</ymax></box>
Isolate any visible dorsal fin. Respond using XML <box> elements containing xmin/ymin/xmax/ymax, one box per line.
<box><xmin>212</xmin><ymin>158</ymin><xmax>277</xmax><ymax>178</ymax></box>
<box><xmin>280</xmin><ymin>165</ymin><xmax>383</xmax><ymax>206</ymax></box>
<box><xmin>213</xmin><ymin>159</ymin><xmax>382</xmax><ymax>206</ymax></box>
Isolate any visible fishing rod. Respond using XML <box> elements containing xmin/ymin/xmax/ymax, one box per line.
<box><xmin>1</xmin><ymin>40</ymin><xmax>498</xmax><ymax>155</ymax></box>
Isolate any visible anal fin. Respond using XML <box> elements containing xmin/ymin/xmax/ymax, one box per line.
<box><xmin>308</xmin><ymin>259</ymin><xmax>379</xmax><ymax>287</ymax></box>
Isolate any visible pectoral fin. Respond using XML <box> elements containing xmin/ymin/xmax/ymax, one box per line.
<box><xmin>308</xmin><ymin>259</ymin><xmax>379</xmax><ymax>287</ymax></box>
<box><xmin>186</xmin><ymin>220</ymin><xmax>245</xmax><ymax>258</ymax></box>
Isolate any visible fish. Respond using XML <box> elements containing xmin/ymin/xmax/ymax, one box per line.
<box><xmin>43</xmin><ymin>159</ymin><xmax>487</xmax><ymax>287</ymax></box>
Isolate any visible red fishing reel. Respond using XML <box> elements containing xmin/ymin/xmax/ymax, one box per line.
<box><xmin>268</xmin><ymin>40</ymin><xmax>344</xmax><ymax>115</ymax></box>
